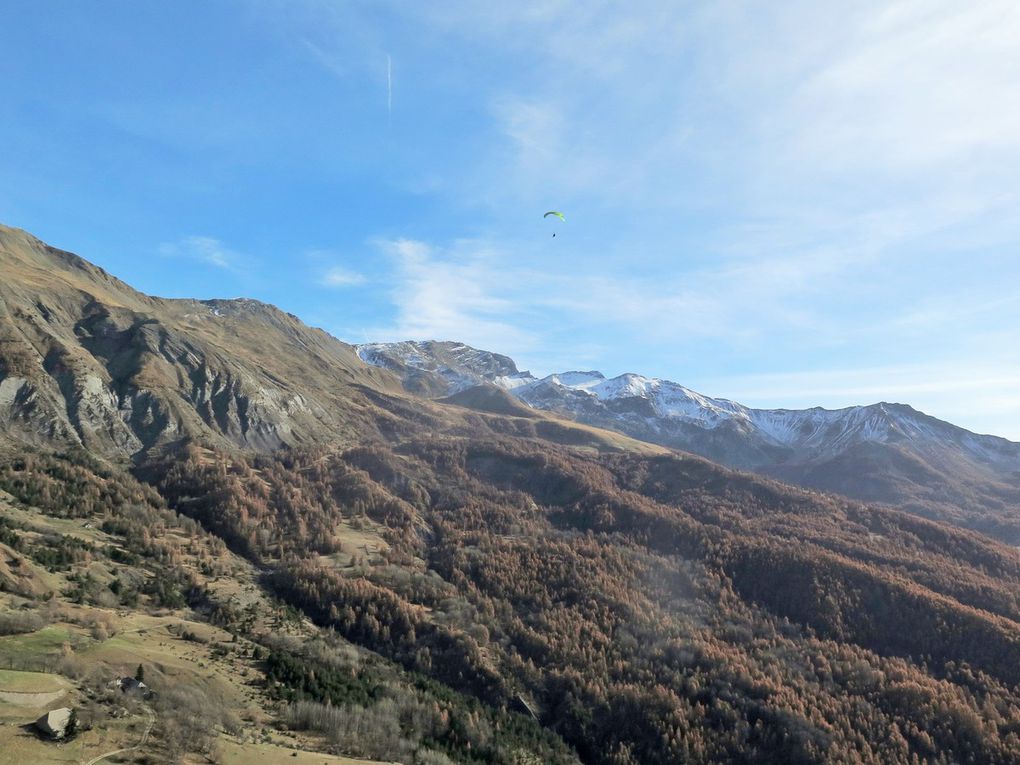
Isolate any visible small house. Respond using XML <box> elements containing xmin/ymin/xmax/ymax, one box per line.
<box><xmin>115</xmin><ymin>676</ymin><xmax>155</xmax><ymax>699</ymax></box>
<box><xmin>117</xmin><ymin>676</ymin><xmax>147</xmax><ymax>693</ymax></box>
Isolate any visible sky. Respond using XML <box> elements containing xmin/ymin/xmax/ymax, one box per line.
<box><xmin>1</xmin><ymin>1</ymin><xmax>1019</xmax><ymax>439</ymax></box>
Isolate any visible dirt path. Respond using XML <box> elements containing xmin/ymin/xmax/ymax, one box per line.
<box><xmin>84</xmin><ymin>706</ymin><xmax>155</xmax><ymax>765</ymax></box>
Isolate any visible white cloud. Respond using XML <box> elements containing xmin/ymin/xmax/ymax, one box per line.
<box><xmin>320</xmin><ymin>266</ymin><xmax>366</xmax><ymax>288</ymax></box>
<box><xmin>492</xmin><ymin>97</ymin><xmax>563</xmax><ymax>164</ymax></box>
<box><xmin>305</xmin><ymin>247</ymin><xmax>368</xmax><ymax>289</ymax></box>
<box><xmin>788</xmin><ymin>1</ymin><xmax>1020</xmax><ymax>171</ymax></box>
<box><xmin>703</xmin><ymin>364</ymin><xmax>1020</xmax><ymax>404</ymax></box>
<box><xmin>272</xmin><ymin>2</ymin><xmax>1020</xmax><ymax>438</ymax></box>
<box><xmin>158</xmin><ymin>236</ymin><xmax>240</xmax><ymax>269</ymax></box>
<box><xmin>370</xmin><ymin>237</ymin><xmax>534</xmax><ymax>350</ymax></box>
<box><xmin>300</xmin><ymin>38</ymin><xmax>347</xmax><ymax>79</ymax></box>
<box><xmin>368</xmin><ymin>231</ymin><xmax>872</xmax><ymax>361</ymax></box>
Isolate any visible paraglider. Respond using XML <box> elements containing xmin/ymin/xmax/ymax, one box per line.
<box><xmin>544</xmin><ymin>211</ymin><xmax>565</xmax><ymax>236</ymax></box>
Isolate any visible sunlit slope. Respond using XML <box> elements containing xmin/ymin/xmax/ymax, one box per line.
<box><xmin>0</xmin><ymin>224</ymin><xmax>662</xmax><ymax>461</ymax></box>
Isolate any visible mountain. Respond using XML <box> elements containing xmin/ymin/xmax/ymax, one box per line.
<box><xmin>358</xmin><ymin>340</ymin><xmax>524</xmax><ymax>398</ymax></box>
<box><xmin>358</xmin><ymin>340</ymin><xmax>1020</xmax><ymax>542</ymax></box>
<box><xmin>5</xmin><ymin>225</ymin><xmax>1020</xmax><ymax>764</ymax></box>
<box><xmin>0</xmin><ymin>224</ymin><xmax>658</xmax><ymax>461</ymax></box>
<box><xmin>0</xmin><ymin>223</ymin><xmax>410</xmax><ymax>457</ymax></box>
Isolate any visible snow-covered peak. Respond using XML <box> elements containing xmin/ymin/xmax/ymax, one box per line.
<box><xmin>357</xmin><ymin>340</ymin><xmax>1020</xmax><ymax>470</ymax></box>
<box><xmin>357</xmin><ymin>340</ymin><xmax>530</xmax><ymax>394</ymax></box>
<box><xmin>591</xmin><ymin>372</ymin><xmax>654</xmax><ymax>399</ymax></box>
<box><xmin>548</xmin><ymin>371</ymin><xmax>605</xmax><ymax>389</ymax></box>
<box><xmin>357</xmin><ymin>340</ymin><xmax>1020</xmax><ymax>540</ymax></box>
<box><xmin>512</xmin><ymin>370</ymin><xmax>750</xmax><ymax>427</ymax></box>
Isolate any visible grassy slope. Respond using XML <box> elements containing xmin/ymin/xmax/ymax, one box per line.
<box><xmin>215</xmin><ymin>740</ymin><xmax>397</xmax><ymax>765</ymax></box>
<box><xmin>0</xmin><ymin>669</ymin><xmax>70</xmax><ymax>692</ymax></box>
<box><xmin>0</xmin><ymin>484</ymin><xmax>399</xmax><ymax>765</ymax></box>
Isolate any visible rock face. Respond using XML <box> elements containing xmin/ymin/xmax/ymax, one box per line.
<box><xmin>35</xmin><ymin>707</ymin><xmax>72</xmax><ymax>739</ymax></box>
<box><xmin>0</xmin><ymin>224</ymin><xmax>656</xmax><ymax>462</ymax></box>
<box><xmin>358</xmin><ymin>341</ymin><xmax>524</xmax><ymax>397</ymax></box>
<box><xmin>0</xmin><ymin>224</ymin><xmax>401</xmax><ymax>458</ymax></box>
<box><xmin>359</xmin><ymin>340</ymin><xmax>1020</xmax><ymax>542</ymax></box>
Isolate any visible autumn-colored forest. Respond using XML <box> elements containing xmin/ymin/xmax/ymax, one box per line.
<box><xmin>109</xmin><ymin>434</ymin><xmax>1019</xmax><ymax>765</ymax></box>
<box><xmin>4</xmin><ymin>198</ymin><xmax>1020</xmax><ymax>764</ymax></box>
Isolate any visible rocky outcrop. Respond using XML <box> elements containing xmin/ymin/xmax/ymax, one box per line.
<box><xmin>35</xmin><ymin>707</ymin><xmax>73</xmax><ymax>739</ymax></box>
<box><xmin>0</xmin><ymin>224</ymin><xmax>399</xmax><ymax>458</ymax></box>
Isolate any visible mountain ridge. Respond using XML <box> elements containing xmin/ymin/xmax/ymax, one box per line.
<box><xmin>0</xmin><ymin>224</ymin><xmax>664</xmax><ymax>461</ymax></box>
<box><xmin>5</xmin><ymin>220</ymin><xmax>1015</xmax><ymax>542</ymax></box>
<box><xmin>358</xmin><ymin>339</ymin><xmax>1020</xmax><ymax>542</ymax></box>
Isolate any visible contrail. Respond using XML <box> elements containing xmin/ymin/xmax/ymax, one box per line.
<box><xmin>387</xmin><ymin>54</ymin><xmax>392</xmax><ymax>116</ymax></box>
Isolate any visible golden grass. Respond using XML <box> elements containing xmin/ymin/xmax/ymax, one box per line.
<box><xmin>215</xmin><ymin>739</ymin><xmax>395</xmax><ymax>765</ymax></box>
<box><xmin>0</xmin><ymin>625</ymin><xmax>78</xmax><ymax>657</ymax></box>
<box><xmin>0</xmin><ymin>712</ymin><xmax>140</xmax><ymax>765</ymax></box>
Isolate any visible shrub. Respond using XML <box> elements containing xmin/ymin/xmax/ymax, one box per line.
<box><xmin>0</xmin><ymin>610</ymin><xmax>44</xmax><ymax>635</ymax></box>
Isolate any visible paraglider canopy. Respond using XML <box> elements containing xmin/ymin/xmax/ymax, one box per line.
<box><xmin>544</xmin><ymin>211</ymin><xmax>566</xmax><ymax>222</ymax></box>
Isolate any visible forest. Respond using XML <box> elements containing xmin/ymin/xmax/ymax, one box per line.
<box><xmin>96</xmin><ymin>436</ymin><xmax>1020</xmax><ymax>763</ymax></box>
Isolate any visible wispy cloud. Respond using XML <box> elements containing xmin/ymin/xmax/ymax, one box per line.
<box><xmin>264</xmin><ymin>1</ymin><xmax>1020</xmax><ymax>438</ymax></box>
<box><xmin>369</xmin><ymin>237</ymin><xmax>534</xmax><ymax>350</ymax></box>
<box><xmin>368</xmin><ymin>232</ymin><xmax>871</xmax><ymax>362</ymax></box>
<box><xmin>785</xmin><ymin>1</ymin><xmax>1020</xmax><ymax>172</ymax></box>
<box><xmin>706</xmin><ymin>364</ymin><xmax>1020</xmax><ymax>405</ymax></box>
<box><xmin>320</xmin><ymin>265</ymin><xmax>366</xmax><ymax>288</ymax></box>
<box><xmin>158</xmin><ymin>236</ymin><xmax>241</xmax><ymax>269</ymax></box>
<box><xmin>492</xmin><ymin>97</ymin><xmax>563</xmax><ymax>164</ymax></box>
<box><xmin>304</xmin><ymin>248</ymin><xmax>368</xmax><ymax>288</ymax></box>
<box><xmin>300</xmin><ymin>37</ymin><xmax>346</xmax><ymax>80</ymax></box>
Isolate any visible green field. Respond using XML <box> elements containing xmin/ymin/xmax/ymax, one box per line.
<box><xmin>0</xmin><ymin>669</ymin><xmax>68</xmax><ymax>693</ymax></box>
<box><xmin>0</xmin><ymin>625</ymin><xmax>78</xmax><ymax>659</ymax></box>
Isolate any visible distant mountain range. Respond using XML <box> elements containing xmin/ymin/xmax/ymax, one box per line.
<box><xmin>1</xmin><ymin>218</ymin><xmax>1017</xmax><ymax>542</ymax></box>
<box><xmin>358</xmin><ymin>340</ymin><xmax>1020</xmax><ymax>542</ymax></box>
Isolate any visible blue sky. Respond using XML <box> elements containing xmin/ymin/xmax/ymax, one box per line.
<box><xmin>2</xmin><ymin>1</ymin><xmax>1019</xmax><ymax>438</ymax></box>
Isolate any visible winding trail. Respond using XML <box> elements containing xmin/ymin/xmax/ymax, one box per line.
<box><xmin>84</xmin><ymin>706</ymin><xmax>155</xmax><ymax>765</ymax></box>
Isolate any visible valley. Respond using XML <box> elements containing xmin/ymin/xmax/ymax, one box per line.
<box><xmin>360</xmin><ymin>340</ymin><xmax>1020</xmax><ymax>543</ymax></box>
<box><xmin>1</xmin><ymin>226</ymin><xmax>1019</xmax><ymax>763</ymax></box>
